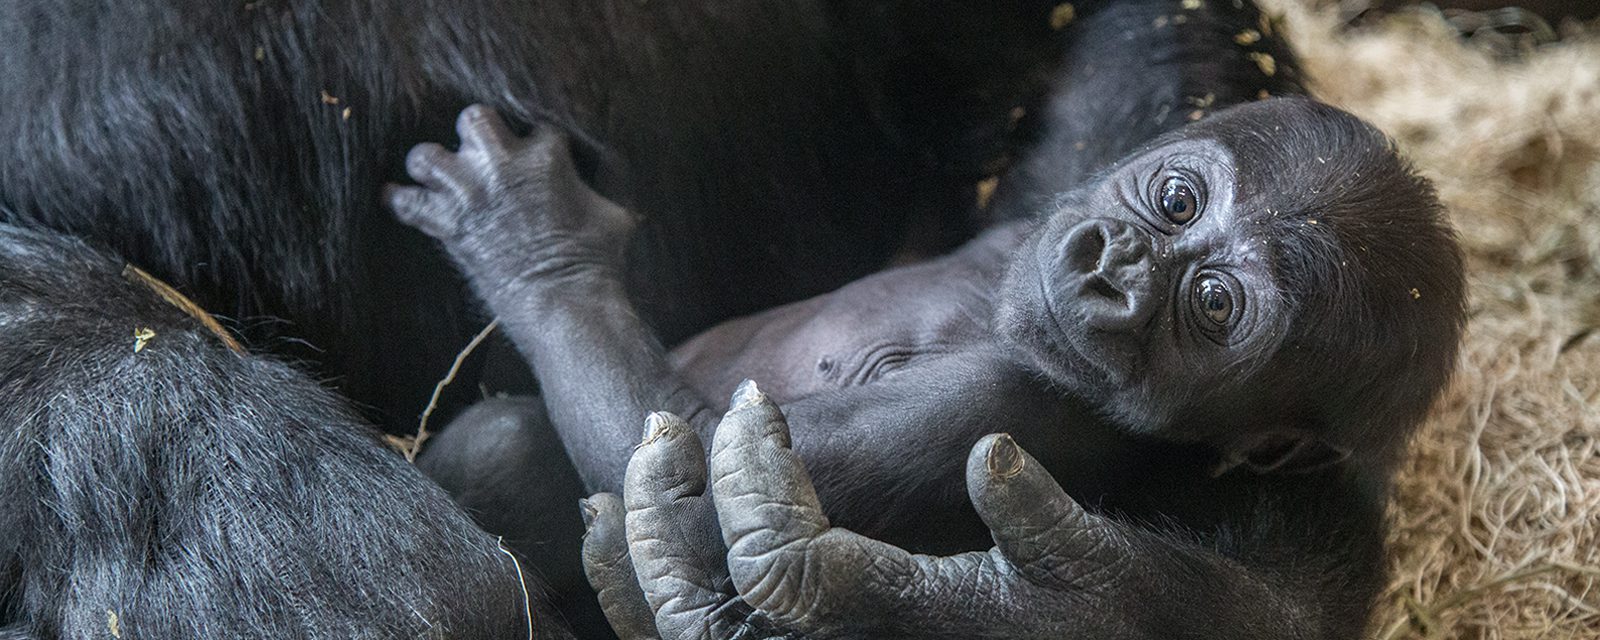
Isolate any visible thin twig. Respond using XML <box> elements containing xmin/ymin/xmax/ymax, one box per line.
<box><xmin>401</xmin><ymin>319</ymin><xmax>500</xmax><ymax>462</ymax></box>
<box><xmin>122</xmin><ymin>264</ymin><xmax>246</xmax><ymax>355</ymax></box>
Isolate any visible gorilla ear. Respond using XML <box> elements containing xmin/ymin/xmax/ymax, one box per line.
<box><xmin>1213</xmin><ymin>430</ymin><xmax>1352</xmax><ymax>477</ymax></box>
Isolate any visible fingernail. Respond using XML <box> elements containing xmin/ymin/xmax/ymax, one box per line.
<box><xmin>579</xmin><ymin>498</ymin><xmax>597</xmax><ymax>530</ymax></box>
<box><xmin>640</xmin><ymin>411</ymin><xmax>679</xmax><ymax>446</ymax></box>
<box><xmin>731</xmin><ymin>379</ymin><xmax>763</xmax><ymax>407</ymax></box>
<box><xmin>987</xmin><ymin>434</ymin><xmax>1025</xmax><ymax>480</ymax></box>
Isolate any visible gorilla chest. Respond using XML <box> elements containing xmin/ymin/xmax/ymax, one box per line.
<box><xmin>670</xmin><ymin>277</ymin><xmax>995</xmax><ymax>406</ymax></box>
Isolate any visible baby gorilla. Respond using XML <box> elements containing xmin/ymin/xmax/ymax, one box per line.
<box><xmin>389</xmin><ymin>98</ymin><xmax>1464</xmax><ymax>634</ymax></box>
<box><xmin>391</xmin><ymin>95</ymin><xmax>1462</xmax><ymax>492</ymax></box>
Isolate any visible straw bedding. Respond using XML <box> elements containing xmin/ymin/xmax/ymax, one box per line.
<box><xmin>1255</xmin><ymin>2</ymin><xmax>1600</xmax><ymax>637</ymax></box>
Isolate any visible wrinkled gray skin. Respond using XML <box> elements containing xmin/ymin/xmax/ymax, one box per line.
<box><xmin>580</xmin><ymin>384</ymin><xmax>1141</xmax><ymax>639</ymax></box>
<box><xmin>384</xmin><ymin>101</ymin><xmax>1446</xmax><ymax>638</ymax></box>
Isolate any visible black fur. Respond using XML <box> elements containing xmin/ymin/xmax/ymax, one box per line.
<box><xmin>0</xmin><ymin>4</ymin><xmax>1074</xmax><ymax>637</ymax></box>
<box><xmin>0</xmin><ymin>223</ymin><xmax>566</xmax><ymax>638</ymax></box>
<box><xmin>1196</xmin><ymin>100</ymin><xmax>1464</xmax><ymax>470</ymax></box>
<box><xmin>991</xmin><ymin>0</ymin><xmax>1306</xmax><ymax>220</ymax></box>
<box><xmin>0</xmin><ymin>1</ymin><xmax>1463</xmax><ymax>637</ymax></box>
<box><xmin>0</xmin><ymin>0</ymin><xmax>1052</xmax><ymax>430</ymax></box>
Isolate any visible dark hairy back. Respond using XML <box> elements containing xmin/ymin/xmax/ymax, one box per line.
<box><xmin>0</xmin><ymin>223</ymin><xmax>548</xmax><ymax>638</ymax></box>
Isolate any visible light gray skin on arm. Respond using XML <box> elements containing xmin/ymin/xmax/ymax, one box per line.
<box><xmin>386</xmin><ymin>104</ymin><xmax>714</xmax><ymax>492</ymax></box>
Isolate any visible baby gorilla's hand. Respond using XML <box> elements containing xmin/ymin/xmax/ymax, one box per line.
<box><xmin>386</xmin><ymin>105</ymin><xmax>635</xmax><ymax>300</ymax></box>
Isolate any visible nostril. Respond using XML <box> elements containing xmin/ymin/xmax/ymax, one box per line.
<box><xmin>1057</xmin><ymin>219</ymin><xmax>1158</xmax><ymax>329</ymax></box>
<box><xmin>1064</xmin><ymin>222</ymin><xmax>1111</xmax><ymax>274</ymax></box>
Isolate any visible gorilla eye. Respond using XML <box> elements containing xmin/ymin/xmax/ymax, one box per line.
<box><xmin>1159</xmin><ymin>177</ymin><xmax>1199</xmax><ymax>224</ymax></box>
<box><xmin>1195</xmin><ymin>276</ymin><xmax>1235</xmax><ymax>325</ymax></box>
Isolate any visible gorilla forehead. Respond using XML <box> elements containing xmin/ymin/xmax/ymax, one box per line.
<box><xmin>1169</xmin><ymin>99</ymin><xmax>1448</xmax><ymax>307</ymax></box>
<box><xmin>1080</xmin><ymin>97</ymin><xmax>1405</xmax><ymax>232</ymax></box>
<box><xmin>1184</xmin><ymin>97</ymin><xmax>1395</xmax><ymax>190</ymax></box>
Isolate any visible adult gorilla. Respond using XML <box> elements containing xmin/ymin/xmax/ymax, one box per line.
<box><xmin>0</xmin><ymin>3</ymin><xmax>1073</xmax><ymax>635</ymax></box>
<box><xmin>403</xmin><ymin>2</ymin><xmax>1447</xmax><ymax>640</ymax></box>
<box><xmin>0</xmin><ymin>0</ymin><xmax>1333</xmax><ymax>638</ymax></box>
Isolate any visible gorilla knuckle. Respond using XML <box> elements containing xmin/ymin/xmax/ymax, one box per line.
<box><xmin>584</xmin><ymin>542</ymin><xmax>632</xmax><ymax>572</ymax></box>
<box><xmin>460</xmin><ymin>103</ymin><xmax>498</xmax><ymax>125</ymax></box>
<box><xmin>727</xmin><ymin>541</ymin><xmax>810</xmax><ymax>614</ymax></box>
<box><xmin>598</xmin><ymin>200</ymin><xmax>642</xmax><ymax>237</ymax></box>
<box><xmin>1031</xmin><ymin>536</ymin><xmax>1130</xmax><ymax>592</ymax></box>
<box><xmin>525</xmin><ymin>129</ymin><xmax>574</xmax><ymax>169</ymax></box>
<box><xmin>405</xmin><ymin>143</ymin><xmax>451</xmax><ymax>177</ymax></box>
<box><xmin>385</xmin><ymin>185</ymin><xmax>426</xmax><ymax>217</ymax></box>
<box><xmin>458</xmin><ymin>105</ymin><xmax>507</xmax><ymax>139</ymax></box>
<box><xmin>730</xmin><ymin>533</ymin><xmax>895</xmax><ymax>631</ymax></box>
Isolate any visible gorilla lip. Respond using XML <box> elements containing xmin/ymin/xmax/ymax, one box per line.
<box><xmin>1036</xmin><ymin>269</ymin><xmax>1123</xmax><ymax>386</ymax></box>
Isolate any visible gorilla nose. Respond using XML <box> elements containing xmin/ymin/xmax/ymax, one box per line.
<box><xmin>1061</xmin><ymin>219</ymin><xmax>1156</xmax><ymax>332</ymax></box>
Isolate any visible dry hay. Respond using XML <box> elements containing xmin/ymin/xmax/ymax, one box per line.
<box><xmin>1256</xmin><ymin>1</ymin><xmax>1600</xmax><ymax>637</ymax></box>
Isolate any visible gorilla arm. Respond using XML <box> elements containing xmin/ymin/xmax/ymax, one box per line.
<box><xmin>584</xmin><ymin>386</ymin><xmax>1379</xmax><ymax>640</ymax></box>
<box><xmin>387</xmin><ymin>105</ymin><xmax>715</xmax><ymax>492</ymax></box>
<box><xmin>386</xmin><ymin>104</ymin><xmax>1028</xmax><ymax>503</ymax></box>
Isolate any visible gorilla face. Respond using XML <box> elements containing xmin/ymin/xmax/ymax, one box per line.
<box><xmin>1000</xmin><ymin>134</ymin><xmax>1292</xmax><ymax>434</ymax></box>
<box><xmin>998</xmin><ymin>98</ymin><xmax>1465</xmax><ymax>461</ymax></box>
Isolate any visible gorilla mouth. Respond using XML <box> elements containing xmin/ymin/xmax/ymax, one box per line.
<box><xmin>1038</xmin><ymin>274</ymin><xmax>1123</xmax><ymax>386</ymax></box>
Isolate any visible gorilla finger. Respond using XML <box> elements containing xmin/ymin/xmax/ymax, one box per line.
<box><xmin>967</xmin><ymin>434</ymin><xmax>1128</xmax><ymax>589</ymax></box>
<box><xmin>581</xmin><ymin>494</ymin><xmax>661</xmax><ymax>640</ymax></box>
<box><xmin>625</xmin><ymin>413</ymin><xmax>737</xmax><ymax>640</ymax></box>
<box><xmin>404</xmin><ymin>142</ymin><xmax>470</xmax><ymax>193</ymax></box>
<box><xmin>625</xmin><ymin>412</ymin><xmax>707</xmax><ymax>509</ymax></box>
<box><xmin>707</xmin><ymin>383</ymin><xmax>922</xmax><ymax>631</ymax></box>
<box><xmin>708</xmin><ymin>381</ymin><xmax>823</xmax><ymax>551</ymax></box>
<box><xmin>456</xmin><ymin>104</ymin><xmax>517</xmax><ymax>153</ymax></box>
<box><xmin>383</xmin><ymin>184</ymin><xmax>452</xmax><ymax>238</ymax></box>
